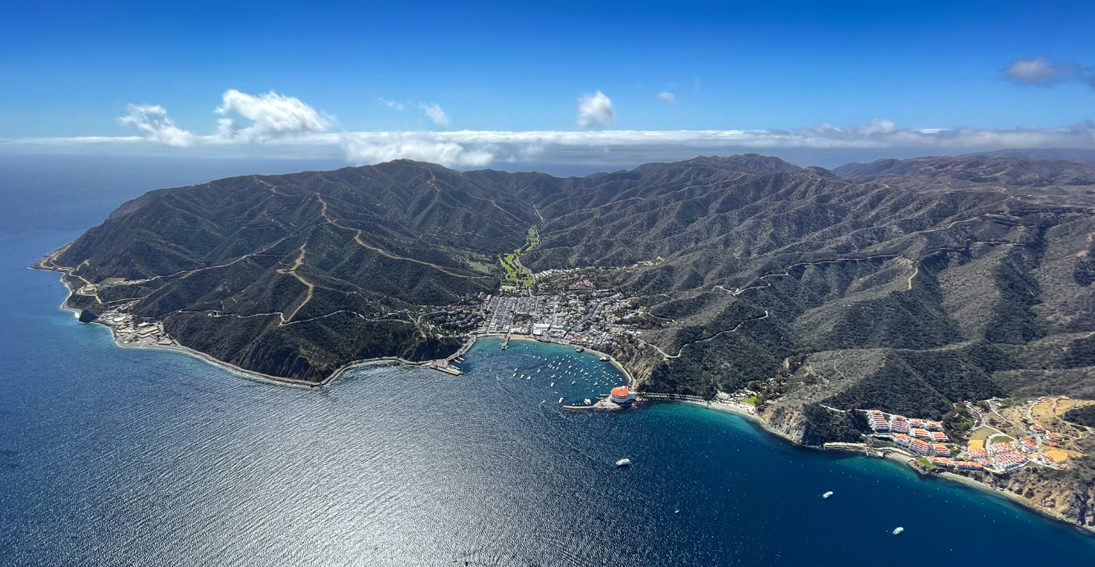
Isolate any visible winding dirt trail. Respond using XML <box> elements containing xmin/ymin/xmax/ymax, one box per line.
<box><xmin>315</xmin><ymin>194</ymin><xmax>490</xmax><ymax>279</ymax></box>
<box><xmin>275</xmin><ymin>242</ymin><xmax>315</xmax><ymax>324</ymax></box>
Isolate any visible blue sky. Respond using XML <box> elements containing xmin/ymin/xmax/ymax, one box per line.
<box><xmin>1</xmin><ymin>0</ymin><xmax>1092</xmax><ymax>168</ymax></box>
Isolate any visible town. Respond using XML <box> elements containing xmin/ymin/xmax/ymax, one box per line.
<box><xmin>477</xmin><ymin>290</ymin><xmax>638</xmax><ymax>350</ymax></box>
<box><xmin>863</xmin><ymin>398</ymin><xmax>1080</xmax><ymax>475</ymax></box>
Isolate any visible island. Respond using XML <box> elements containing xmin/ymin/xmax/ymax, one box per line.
<box><xmin>37</xmin><ymin>152</ymin><xmax>1095</xmax><ymax>529</ymax></box>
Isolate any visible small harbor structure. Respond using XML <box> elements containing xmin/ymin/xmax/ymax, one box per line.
<box><xmin>609</xmin><ymin>386</ymin><xmax>635</xmax><ymax>406</ymax></box>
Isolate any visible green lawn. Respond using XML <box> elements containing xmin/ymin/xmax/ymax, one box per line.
<box><xmin>499</xmin><ymin>226</ymin><xmax>539</xmax><ymax>287</ymax></box>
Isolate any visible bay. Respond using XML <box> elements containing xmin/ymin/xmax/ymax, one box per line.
<box><xmin>2</xmin><ymin>229</ymin><xmax>1094</xmax><ymax>566</ymax></box>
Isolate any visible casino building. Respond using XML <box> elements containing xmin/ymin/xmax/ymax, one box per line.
<box><xmin>610</xmin><ymin>386</ymin><xmax>635</xmax><ymax>406</ymax></box>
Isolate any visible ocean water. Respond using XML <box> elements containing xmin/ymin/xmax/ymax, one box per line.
<box><xmin>1</xmin><ymin>159</ymin><xmax>1094</xmax><ymax>565</ymax></box>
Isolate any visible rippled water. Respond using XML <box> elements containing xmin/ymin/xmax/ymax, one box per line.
<box><xmin>2</xmin><ymin>230</ymin><xmax>1095</xmax><ymax>566</ymax></box>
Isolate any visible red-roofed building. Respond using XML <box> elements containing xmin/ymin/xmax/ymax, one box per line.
<box><xmin>909</xmin><ymin>439</ymin><xmax>932</xmax><ymax>455</ymax></box>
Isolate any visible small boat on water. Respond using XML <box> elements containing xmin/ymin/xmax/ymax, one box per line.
<box><xmin>615</xmin><ymin>458</ymin><xmax>631</xmax><ymax>467</ymax></box>
<box><xmin>600</xmin><ymin>356</ymin><xmax>610</xmax><ymax>362</ymax></box>
<box><xmin>822</xmin><ymin>491</ymin><xmax>833</xmax><ymax>499</ymax></box>
<box><xmin>559</xmin><ymin>397</ymin><xmax>564</xmax><ymax>403</ymax></box>
<box><xmin>575</xmin><ymin>347</ymin><xmax>584</xmax><ymax>353</ymax></box>
<box><xmin>892</xmin><ymin>527</ymin><xmax>904</xmax><ymax>536</ymax></box>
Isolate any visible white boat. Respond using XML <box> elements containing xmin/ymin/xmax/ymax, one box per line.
<box><xmin>575</xmin><ymin>347</ymin><xmax>584</xmax><ymax>352</ymax></box>
<box><xmin>892</xmin><ymin>527</ymin><xmax>904</xmax><ymax>536</ymax></box>
<box><xmin>615</xmin><ymin>458</ymin><xmax>631</xmax><ymax>467</ymax></box>
<box><xmin>600</xmin><ymin>356</ymin><xmax>610</xmax><ymax>362</ymax></box>
<box><xmin>822</xmin><ymin>491</ymin><xmax>833</xmax><ymax>499</ymax></box>
<box><xmin>559</xmin><ymin>397</ymin><xmax>564</xmax><ymax>403</ymax></box>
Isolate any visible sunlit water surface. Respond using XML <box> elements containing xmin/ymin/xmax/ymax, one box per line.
<box><xmin>2</xmin><ymin>230</ymin><xmax>1095</xmax><ymax>566</ymax></box>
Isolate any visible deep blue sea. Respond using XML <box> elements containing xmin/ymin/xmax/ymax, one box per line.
<box><xmin>2</xmin><ymin>157</ymin><xmax>1095</xmax><ymax>565</ymax></box>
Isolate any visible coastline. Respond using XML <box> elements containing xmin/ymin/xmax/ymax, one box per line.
<box><xmin>32</xmin><ymin>252</ymin><xmax>1095</xmax><ymax>536</ymax></box>
<box><xmin>687</xmin><ymin>397</ymin><xmax>1095</xmax><ymax>536</ymax></box>
<box><xmin>35</xmin><ymin>255</ymin><xmax>469</xmax><ymax>389</ymax></box>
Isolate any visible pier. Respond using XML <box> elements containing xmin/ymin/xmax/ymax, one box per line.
<box><xmin>635</xmin><ymin>392</ymin><xmax>710</xmax><ymax>403</ymax></box>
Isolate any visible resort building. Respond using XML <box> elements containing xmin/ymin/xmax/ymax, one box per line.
<box><xmin>890</xmin><ymin>416</ymin><xmax>909</xmax><ymax>434</ymax></box>
<box><xmin>930</xmin><ymin>431</ymin><xmax>948</xmax><ymax>442</ymax></box>
<box><xmin>912</xmin><ymin>428</ymin><xmax>931</xmax><ymax>439</ymax></box>
<box><xmin>928</xmin><ymin>457</ymin><xmax>955</xmax><ymax>468</ymax></box>
<box><xmin>994</xmin><ymin>453</ymin><xmax>1026</xmax><ymax>472</ymax></box>
<box><xmin>609</xmin><ymin>386</ymin><xmax>635</xmax><ymax>406</ymax></box>
<box><xmin>932</xmin><ymin>443</ymin><xmax>950</xmax><ymax>456</ymax></box>
<box><xmin>925</xmin><ymin>421</ymin><xmax>943</xmax><ymax>431</ymax></box>
<box><xmin>909</xmin><ymin>439</ymin><xmax>932</xmax><ymax>455</ymax></box>
<box><xmin>866</xmin><ymin>410</ymin><xmax>889</xmax><ymax>431</ymax></box>
<box><xmin>956</xmin><ymin>461</ymin><xmax>982</xmax><ymax>470</ymax></box>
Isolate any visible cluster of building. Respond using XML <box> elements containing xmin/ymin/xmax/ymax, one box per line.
<box><xmin>478</xmin><ymin>291</ymin><xmax>639</xmax><ymax>350</ymax></box>
<box><xmin>97</xmin><ymin>311</ymin><xmax>174</xmax><ymax>347</ymax></box>
<box><xmin>865</xmin><ymin>408</ymin><xmax>1072</xmax><ymax>474</ymax></box>
<box><xmin>866</xmin><ymin>410</ymin><xmax>945</xmax><ymax>437</ymax></box>
<box><xmin>988</xmin><ymin>442</ymin><xmax>1027</xmax><ymax>472</ymax></box>
<box><xmin>866</xmin><ymin>410</ymin><xmax>957</xmax><ymax>458</ymax></box>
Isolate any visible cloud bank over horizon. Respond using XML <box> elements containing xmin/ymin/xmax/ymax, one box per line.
<box><xmin>5</xmin><ymin>88</ymin><xmax>1094</xmax><ymax>169</ymax></box>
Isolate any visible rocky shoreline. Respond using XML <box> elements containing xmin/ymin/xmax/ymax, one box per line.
<box><xmin>33</xmin><ymin>249</ymin><xmax>1095</xmax><ymax>536</ymax></box>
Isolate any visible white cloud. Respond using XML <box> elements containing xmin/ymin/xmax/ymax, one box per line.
<box><xmin>578</xmin><ymin>91</ymin><xmax>615</xmax><ymax>128</ymax></box>
<box><xmin>340</xmin><ymin>132</ymin><xmax>492</xmax><ymax>167</ymax></box>
<box><xmin>118</xmin><ymin>104</ymin><xmax>196</xmax><ymax>147</ymax></box>
<box><xmin>18</xmin><ymin>109</ymin><xmax>1095</xmax><ymax>168</ymax></box>
<box><xmin>215</xmin><ymin>89</ymin><xmax>332</xmax><ymax>140</ymax></box>
<box><xmin>380</xmin><ymin>99</ymin><xmax>450</xmax><ymax>127</ymax></box>
<box><xmin>417</xmin><ymin>102</ymin><xmax>450</xmax><ymax>127</ymax></box>
<box><xmin>1004</xmin><ymin>58</ymin><xmax>1065</xmax><ymax>85</ymax></box>
<box><xmin>1002</xmin><ymin>57</ymin><xmax>1095</xmax><ymax>88</ymax></box>
<box><xmin>657</xmin><ymin>92</ymin><xmax>676</xmax><ymax>105</ymax></box>
<box><xmin>380</xmin><ymin>98</ymin><xmax>405</xmax><ymax>111</ymax></box>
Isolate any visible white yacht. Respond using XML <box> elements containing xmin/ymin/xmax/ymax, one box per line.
<box><xmin>892</xmin><ymin>527</ymin><xmax>904</xmax><ymax>536</ymax></box>
<box><xmin>822</xmin><ymin>491</ymin><xmax>833</xmax><ymax>499</ymax></box>
<box><xmin>615</xmin><ymin>458</ymin><xmax>631</xmax><ymax>467</ymax></box>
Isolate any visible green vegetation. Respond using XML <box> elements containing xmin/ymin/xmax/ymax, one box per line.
<box><xmin>990</xmin><ymin>435</ymin><xmax>1016</xmax><ymax>445</ymax></box>
<box><xmin>1063</xmin><ymin>405</ymin><xmax>1095</xmax><ymax>427</ymax></box>
<box><xmin>742</xmin><ymin>396</ymin><xmax>757</xmax><ymax>406</ymax></box>
<box><xmin>500</xmin><ymin>226</ymin><xmax>539</xmax><ymax>287</ymax></box>
<box><xmin>51</xmin><ymin>153</ymin><xmax>1095</xmax><ymax>396</ymax></box>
